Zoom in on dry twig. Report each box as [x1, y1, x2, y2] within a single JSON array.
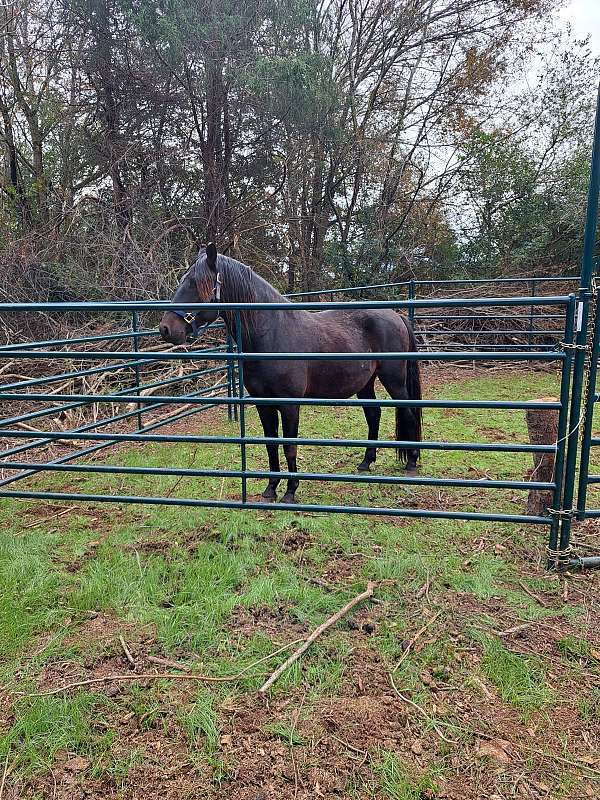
[[146, 655, 190, 671], [392, 610, 442, 672], [388, 672, 455, 744], [0, 750, 9, 800], [23, 506, 76, 529], [27, 671, 260, 697], [119, 634, 135, 667], [27, 637, 307, 697], [258, 581, 375, 693], [517, 580, 548, 608]]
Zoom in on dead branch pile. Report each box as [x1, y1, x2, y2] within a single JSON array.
[[410, 279, 573, 351], [0, 314, 228, 452]]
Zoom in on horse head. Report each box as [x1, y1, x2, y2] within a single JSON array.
[[159, 243, 221, 344]]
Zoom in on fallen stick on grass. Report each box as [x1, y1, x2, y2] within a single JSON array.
[[27, 671, 256, 696], [258, 581, 375, 694], [119, 634, 136, 667], [392, 610, 442, 672], [23, 637, 306, 697]]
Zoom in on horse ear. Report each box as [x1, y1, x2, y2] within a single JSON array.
[[206, 242, 218, 271]]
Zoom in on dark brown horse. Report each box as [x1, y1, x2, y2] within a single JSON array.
[[159, 244, 422, 503]]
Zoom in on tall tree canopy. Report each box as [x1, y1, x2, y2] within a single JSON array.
[[0, 0, 597, 300]]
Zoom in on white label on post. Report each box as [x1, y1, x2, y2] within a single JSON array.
[[576, 301, 584, 332]]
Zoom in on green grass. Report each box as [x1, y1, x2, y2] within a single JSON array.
[[375, 751, 438, 800], [578, 689, 600, 721], [480, 638, 554, 712], [265, 721, 306, 746], [0, 694, 103, 776], [557, 635, 592, 662], [179, 688, 220, 755], [1, 366, 596, 798]]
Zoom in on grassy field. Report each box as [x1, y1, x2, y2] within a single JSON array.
[[1, 366, 599, 800]]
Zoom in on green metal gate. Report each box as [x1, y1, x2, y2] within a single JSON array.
[[550, 85, 600, 570]]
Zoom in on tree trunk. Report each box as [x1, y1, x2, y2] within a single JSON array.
[[91, 0, 130, 228], [29, 118, 48, 224], [0, 106, 30, 227], [203, 53, 228, 243], [525, 398, 558, 516]]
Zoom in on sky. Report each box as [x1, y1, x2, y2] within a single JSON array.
[[559, 0, 600, 57]]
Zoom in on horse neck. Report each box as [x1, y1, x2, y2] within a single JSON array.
[[219, 257, 287, 350]]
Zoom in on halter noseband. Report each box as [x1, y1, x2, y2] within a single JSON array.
[[172, 272, 222, 339]]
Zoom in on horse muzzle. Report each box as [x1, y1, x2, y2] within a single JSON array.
[[159, 311, 188, 345]]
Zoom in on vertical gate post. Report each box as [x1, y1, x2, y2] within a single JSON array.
[[234, 310, 247, 503], [408, 280, 416, 325], [551, 85, 600, 568], [226, 331, 237, 422], [131, 310, 143, 431], [546, 294, 576, 564], [528, 279, 537, 349], [577, 280, 600, 517]]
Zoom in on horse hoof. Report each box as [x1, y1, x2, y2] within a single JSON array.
[[405, 467, 418, 477], [281, 493, 297, 504], [262, 493, 276, 503], [357, 462, 371, 472]]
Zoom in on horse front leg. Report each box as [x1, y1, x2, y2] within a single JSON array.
[[257, 405, 280, 501], [356, 377, 380, 472], [280, 404, 300, 504]]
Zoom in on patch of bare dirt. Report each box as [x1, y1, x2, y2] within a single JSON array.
[[122, 523, 216, 557], [229, 605, 311, 641], [280, 529, 312, 554]]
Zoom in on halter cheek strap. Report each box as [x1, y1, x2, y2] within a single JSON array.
[[172, 272, 222, 339]]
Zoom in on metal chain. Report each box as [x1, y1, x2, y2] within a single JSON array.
[[579, 277, 599, 445]]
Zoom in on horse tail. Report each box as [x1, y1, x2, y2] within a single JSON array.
[[396, 317, 422, 463]]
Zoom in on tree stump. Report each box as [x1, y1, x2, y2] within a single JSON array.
[[525, 397, 558, 516]]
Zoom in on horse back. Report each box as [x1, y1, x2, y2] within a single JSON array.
[[314, 308, 412, 353]]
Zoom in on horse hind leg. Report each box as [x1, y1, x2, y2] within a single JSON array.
[[257, 405, 280, 501], [280, 404, 300, 503], [377, 367, 420, 474], [356, 377, 380, 472]]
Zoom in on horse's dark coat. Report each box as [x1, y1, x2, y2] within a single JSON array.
[[159, 245, 422, 503]]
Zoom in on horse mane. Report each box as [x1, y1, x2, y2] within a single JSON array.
[[214, 254, 289, 339]]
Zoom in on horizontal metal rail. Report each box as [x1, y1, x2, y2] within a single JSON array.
[[0, 322, 225, 352], [414, 329, 560, 337], [0, 487, 551, 524], [0, 350, 565, 363], [286, 276, 576, 298], [0, 296, 571, 312], [0, 365, 228, 430], [0, 428, 555, 452], [0, 328, 155, 351], [417, 344, 557, 351], [0, 460, 554, 491], [0, 347, 227, 393], [0, 378, 229, 474], [414, 314, 565, 321], [0, 374, 227, 447], [401, 276, 575, 286], [0, 380, 229, 487], [0, 355, 155, 391], [0, 393, 562, 410]]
